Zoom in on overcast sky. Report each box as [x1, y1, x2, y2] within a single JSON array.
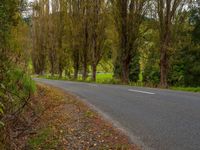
[[27, 0, 35, 3]]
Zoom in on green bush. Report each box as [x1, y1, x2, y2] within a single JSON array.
[[0, 67, 36, 125]]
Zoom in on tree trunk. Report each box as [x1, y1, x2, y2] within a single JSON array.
[[73, 49, 79, 80], [73, 61, 79, 80], [59, 65, 62, 78], [159, 22, 170, 88], [92, 64, 97, 81], [82, 7, 88, 81], [122, 61, 129, 84], [51, 64, 54, 77], [160, 44, 168, 88], [82, 61, 87, 80]]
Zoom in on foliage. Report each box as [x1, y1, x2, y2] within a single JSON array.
[[141, 19, 160, 86], [168, 4, 200, 87], [184, 46, 200, 86], [0, 1, 35, 149], [185, 3, 200, 87], [129, 53, 140, 82], [143, 51, 160, 85]]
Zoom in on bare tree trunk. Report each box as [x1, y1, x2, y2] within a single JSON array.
[[112, 0, 145, 84], [122, 61, 129, 84], [159, 7, 171, 88], [73, 59, 79, 80], [74, 69, 78, 79], [59, 65, 62, 78], [51, 63, 54, 77], [92, 64, 97, 81], [82, 60, 87, 80], [157, 0, 187, 87], [82, 5, 89, 81], [160, 44, 168, 87]]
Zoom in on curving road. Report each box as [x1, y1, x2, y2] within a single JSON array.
[[35, 78, 200, 150]]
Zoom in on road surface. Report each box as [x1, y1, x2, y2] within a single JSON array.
[[35, 78, 200, 150]]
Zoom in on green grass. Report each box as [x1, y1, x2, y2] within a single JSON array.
[[28, 127, 59, 149], [33, 74, 68, 80], [170, 87, 200, 92], [96, 73, 113, 81], [90, 73, 115, 83], [33, 73, 116, 83]]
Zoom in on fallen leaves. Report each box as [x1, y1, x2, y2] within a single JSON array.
[[13, 84, 139, 150]]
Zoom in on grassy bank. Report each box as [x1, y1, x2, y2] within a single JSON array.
[[170, 87, 200, 92]]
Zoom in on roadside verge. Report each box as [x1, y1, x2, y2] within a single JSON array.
[[12, 84, 138, 149]]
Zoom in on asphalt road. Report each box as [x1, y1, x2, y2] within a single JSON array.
[[35, 78, 200, 150]]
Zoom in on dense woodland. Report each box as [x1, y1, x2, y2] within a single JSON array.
[[0, 0, 200, 147]]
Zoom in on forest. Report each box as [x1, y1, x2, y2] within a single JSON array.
[[0, 0, 200, 148]]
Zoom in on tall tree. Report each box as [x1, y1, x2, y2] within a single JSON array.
[[111, 0, 147, 83], [32, 0, 49, 75], [81, 0, 90, 80], [68, 0, 82, 79], [157, 0, 189, 87], [90, 0, 107, 81], [57, 0, 66, 78]]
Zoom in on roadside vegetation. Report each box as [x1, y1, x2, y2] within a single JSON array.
[[170, 87, 200, 93], [0, 0, 36, 148], [30, 0, 200, 90]]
